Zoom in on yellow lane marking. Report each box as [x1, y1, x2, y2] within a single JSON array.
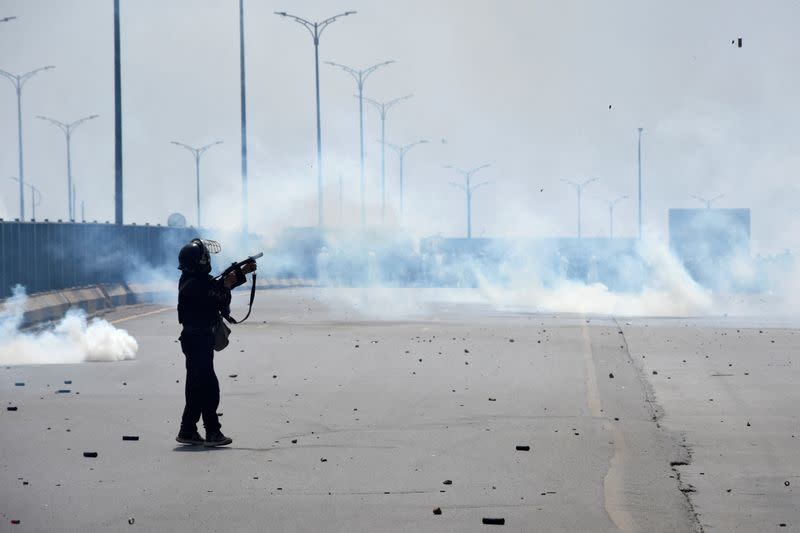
[[581, 321, 636, 533], [111, 306, 172, 325]]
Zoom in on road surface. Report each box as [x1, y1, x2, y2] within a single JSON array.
[[1, 288, 797, 532]]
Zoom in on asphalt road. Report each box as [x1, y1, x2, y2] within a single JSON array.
[[1, 288, 797, 532]]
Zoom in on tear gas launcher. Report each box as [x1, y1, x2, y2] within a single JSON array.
[[215, 252, 263, 324]]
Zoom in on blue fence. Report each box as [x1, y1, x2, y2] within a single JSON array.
[[0, 220, 197, 298]]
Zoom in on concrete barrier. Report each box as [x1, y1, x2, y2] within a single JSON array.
[[1, 279, 313, 328]]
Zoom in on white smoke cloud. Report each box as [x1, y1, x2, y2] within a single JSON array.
[[0, 286, 138, 365]]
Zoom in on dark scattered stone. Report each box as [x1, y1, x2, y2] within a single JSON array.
[[785, 481, 790, 486], [228, 374, 237, 378], [614, 417, 619, 421], [779, 524, 786, 528], [488, 398, 496, 402], [14, 382, 24, 386], [291, 439, 297, 444], [464, 349, 469, 353], [652, 371, 658, 375], [128, 517, 135, 525], [56, 389, 71, 394], [482, 518, 505, 525], [320, 457, 327, 462], [608, 373, 614, 379], [433, 507, 442, 515], [746, 422, 751, 427], [508, 339, 514, 343], [64, 380, 72, 384], [11, 519, 20, 525], [7, 406, 18, 411], [83, 452, 98, 458], [443, 480, 452, 485], [122, 436, 139, 441], [516, 445, 530, 451]]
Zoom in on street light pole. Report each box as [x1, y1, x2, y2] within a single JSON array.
[[384, 139, 428, 221], [325, 60, 394, 227], [690, 194, 724, 209], [637, 127, 643, 239], [0, 65, 55, 220], [37, 114, 99, 220], [605, 195, 628, 239], [561, 178, 599, 239], [363, 94, 413, 223], [8, 176, 41, 220], [275, 10, 356, 228], [239, 0, 249, 246], [171, 140, 223, 227], [445, 164, 491, 239]]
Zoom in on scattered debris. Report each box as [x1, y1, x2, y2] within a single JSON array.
[[7, 406, 17, 411], [128, 517, 135, 525], [56, 389, 71, 393], [785, 481, 790, 487], [64, 380, 72, 384], [433, 507, 442, 515], [443, 480, 452, 485], [122, 436, 139, 441], [516, 445, 530, 451], [228, 374, 238, 378], [488, 398, 496, 402], [320, 457, 327, 462], [83, 452, 98, 458], [14, 382, 24, 386], [482, 518, 505, 525], [608, 373, 614, 379]]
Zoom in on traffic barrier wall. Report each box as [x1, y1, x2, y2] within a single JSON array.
[[0, 220, 196, 299]]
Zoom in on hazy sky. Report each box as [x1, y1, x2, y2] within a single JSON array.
[[1, 1, 798, 252]]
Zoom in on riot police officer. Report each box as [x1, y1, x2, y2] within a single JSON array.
[[175, 238, 256, 446]]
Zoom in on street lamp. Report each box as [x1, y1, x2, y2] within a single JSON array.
[[605, 195, 628, 239], [8, 176, 41, 221], [325, 59, 394, 227], [37, 114, 99, 220], [170, 140, 223, 227], [383, 139, 428, 221], [0, 65, 55, 220], [637, 127, 643, 239], [363, 94, 413, 222], [445, 163, 491, 239], [561, 177, 599, 240], [275, 10, 356, 228], [691, 194, 724, 209]]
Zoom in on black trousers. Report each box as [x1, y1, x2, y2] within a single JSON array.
[[179, 333, 221, 433]]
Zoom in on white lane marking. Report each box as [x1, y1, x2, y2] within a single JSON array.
[[111, 306, 172, 325]]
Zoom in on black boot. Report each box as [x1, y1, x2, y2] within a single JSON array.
[[204, 430, 232, 447], [176, 429, 205, 446]]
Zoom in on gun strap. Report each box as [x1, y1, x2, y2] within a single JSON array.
[[226, 273, 257, 325]]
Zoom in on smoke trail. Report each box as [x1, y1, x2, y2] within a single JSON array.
[[0, 286, 138, 365]]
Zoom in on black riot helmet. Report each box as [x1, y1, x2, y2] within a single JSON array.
[[178, 238, 219, 274]]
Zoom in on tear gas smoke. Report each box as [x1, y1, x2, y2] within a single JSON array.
[[0, 286, 138, 365]]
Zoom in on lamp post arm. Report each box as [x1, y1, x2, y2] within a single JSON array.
[[449, 181, 467, 193], [36, 115, 69, 134], [318, 11, 356, 38], [470, 181, 490, 192], [18, 65, 55, 88]]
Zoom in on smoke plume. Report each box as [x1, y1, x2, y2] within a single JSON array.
[[0, 286, 138, 365]]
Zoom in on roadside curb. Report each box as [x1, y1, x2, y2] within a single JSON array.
[[1, 279, 314, 328]]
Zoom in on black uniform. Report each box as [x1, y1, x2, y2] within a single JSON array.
[[177, 270, 245, 435]]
